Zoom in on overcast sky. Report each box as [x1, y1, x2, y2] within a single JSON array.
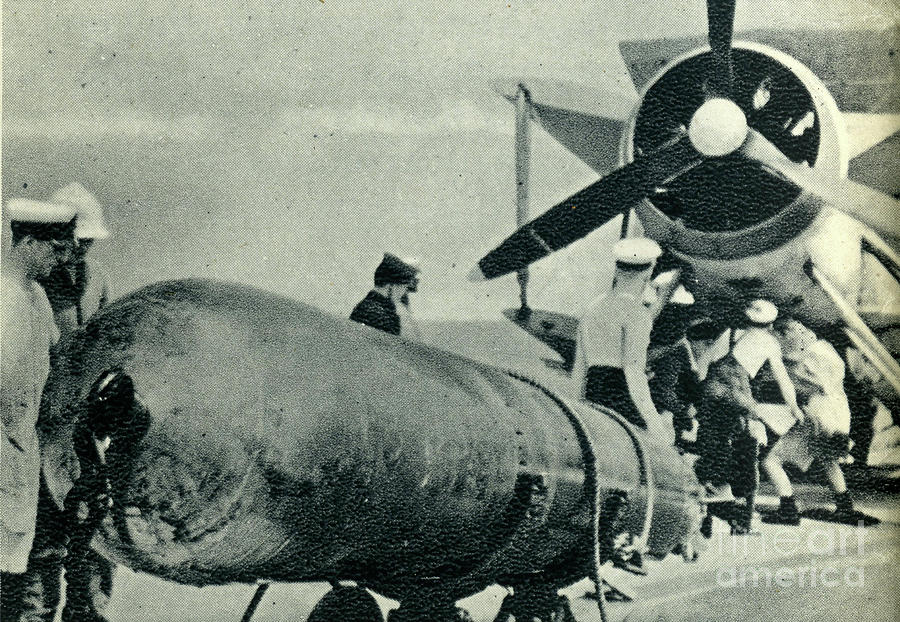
[[3, 0, 897, 320]]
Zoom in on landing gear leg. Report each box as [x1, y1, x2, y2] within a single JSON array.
[[240, 583, 270, 622], [492, 580, 576, 622]]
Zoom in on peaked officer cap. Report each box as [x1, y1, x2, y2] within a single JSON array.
[[374, 253, 420, 286], [50, 183, 110, 239]]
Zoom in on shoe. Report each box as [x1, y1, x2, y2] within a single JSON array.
[[829, 492, 881, 527], [763, 496, 801, 526], [704, 483, 735, 504], [730, 523, 762, 536], [831, 508, 880, 526], [832, 495, 880, 526]]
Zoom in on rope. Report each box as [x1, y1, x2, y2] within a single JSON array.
[[503, 371, 612, 622], [586, 401, 656, 552]]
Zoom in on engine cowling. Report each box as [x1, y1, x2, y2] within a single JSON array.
[[621, 42, 860, 326]]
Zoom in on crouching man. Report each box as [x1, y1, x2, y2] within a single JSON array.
[[762, 319, 879, 526]]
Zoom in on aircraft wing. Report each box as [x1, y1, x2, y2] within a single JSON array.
[[500, 305, 693, 374], [848, 129, 900, 196], [494, 79, 638, 175], [619, 27, 900, 113]]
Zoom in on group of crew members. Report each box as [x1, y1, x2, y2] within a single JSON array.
[[570, 237, 876, 535], [2, 185, 113, 622], [349, 237, 878, 538], [0, 192, 881, 619]]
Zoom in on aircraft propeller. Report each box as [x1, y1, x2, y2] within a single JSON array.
[[470, 133, 702, 280], [470, 0, 900, 282], [706, 0, 736, 96], [740, 129, 900, 239]]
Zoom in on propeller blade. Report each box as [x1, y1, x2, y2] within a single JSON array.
[[706, 0, 736, 95], [471, 135, 702, 280], [742, 129, 900, 237]]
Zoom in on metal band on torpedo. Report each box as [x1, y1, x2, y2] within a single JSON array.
[[578, 401, 655, 548], [503, 372, 655, 607]]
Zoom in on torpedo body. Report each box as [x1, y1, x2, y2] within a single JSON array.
[[39, 279, 701, 602]]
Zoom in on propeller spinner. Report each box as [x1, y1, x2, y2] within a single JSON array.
[[688, 98, 748, 157]]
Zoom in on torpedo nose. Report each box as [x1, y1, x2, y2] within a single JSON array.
[[688, 97, 748, 157]]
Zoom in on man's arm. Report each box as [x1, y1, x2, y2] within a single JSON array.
[[1, 293, 28, 430], [623, 322, 665, 427], [768, 340, 803, 420], [624, 364, 660, 418]]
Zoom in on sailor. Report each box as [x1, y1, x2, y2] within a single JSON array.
[[650, 317, 722, 451], [1, 199, 75, 621], [762, 319, 879, 526], [30, 185, 115, 621], [350, 253, 420, 338], [695, 299, 803, 530], [572, 237, 678, 436], [39, 183, 111, 335]]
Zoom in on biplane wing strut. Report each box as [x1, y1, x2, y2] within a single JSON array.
[[809, 263, 900, 397], [515, 84, 532, 314]]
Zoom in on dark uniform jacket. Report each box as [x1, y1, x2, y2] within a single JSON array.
[[649, 339, 701, 435], [349, 290, 401, 336]]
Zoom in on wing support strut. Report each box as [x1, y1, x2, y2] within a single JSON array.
[[809, 265, 900, 397], [240, 583, 270, 622], [861, 233, 900, 285], [515, 84, 533, 315]]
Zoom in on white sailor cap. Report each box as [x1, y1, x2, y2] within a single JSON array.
[[613, 237, 662, 269], [644, 271, 693, 305], [745, 299, 778, 325], [50, 183, 110, 239], [5, 198, 77, 224]]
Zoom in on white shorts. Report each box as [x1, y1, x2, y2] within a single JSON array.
[[769, 420, 851, 472], [805, 391, 851, 436]]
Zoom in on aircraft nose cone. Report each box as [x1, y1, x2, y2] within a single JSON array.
[[688, 98, 748, 157]]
